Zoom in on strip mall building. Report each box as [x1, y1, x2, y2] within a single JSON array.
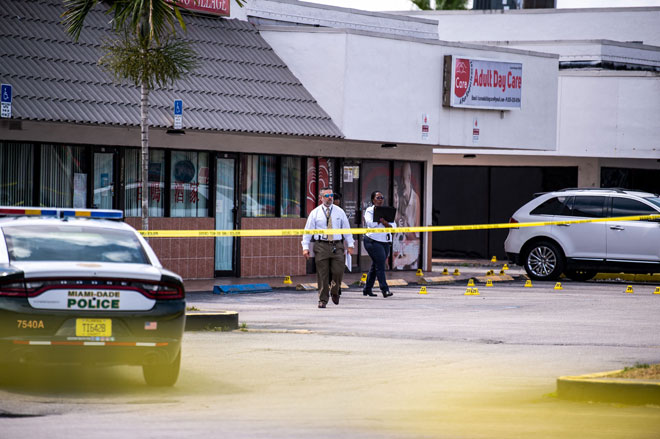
[[1, 0, 658, 279]]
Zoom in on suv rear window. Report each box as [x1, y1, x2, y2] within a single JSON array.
[[3, 224, 148, 263], [530, 196, 572, 215]]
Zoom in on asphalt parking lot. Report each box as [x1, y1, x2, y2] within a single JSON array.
[[1, 279, 659, 439]]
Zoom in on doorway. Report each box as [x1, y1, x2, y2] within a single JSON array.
[[92, 149, 118, 209], [215, 156, 237, 275]]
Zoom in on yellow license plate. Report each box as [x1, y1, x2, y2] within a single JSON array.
[[76, 318, 112, 337]]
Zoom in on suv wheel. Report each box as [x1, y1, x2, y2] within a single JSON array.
[[143, 350, 181, 387], [564, 269, 597, 282], [524, 241, 564, 281]]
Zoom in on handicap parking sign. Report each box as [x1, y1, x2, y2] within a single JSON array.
[[173, 99, 182, 129], [1, 84, 11, 118]]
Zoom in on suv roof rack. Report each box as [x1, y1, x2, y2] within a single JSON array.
[[555, 187, 629, 193], [0, 207, 123, 220], [533, 188, 658, 198]]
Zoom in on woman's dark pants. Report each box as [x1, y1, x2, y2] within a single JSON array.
[[363, 237, 390, 294]]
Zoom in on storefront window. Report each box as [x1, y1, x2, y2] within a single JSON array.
[[0, 142, 33, 206], [40, 144, 88, 208], [281, 156, 301, 218], [170, 150, 209, 217], [124, 148, 165, 217], [241, 155, 276, 217], [305, 157, 335, 215], [392, 161, 422, 270]]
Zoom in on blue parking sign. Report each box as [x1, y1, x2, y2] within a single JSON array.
[[173, 99, 183, 129], [1, 84, 12, 118]]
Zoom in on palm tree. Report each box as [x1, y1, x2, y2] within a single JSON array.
[[411, 0, 468, 9], [62, 0, 199, 231]]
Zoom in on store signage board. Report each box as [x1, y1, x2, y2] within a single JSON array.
[[443, 56, 522, 110], [177, 0, 230, 16]]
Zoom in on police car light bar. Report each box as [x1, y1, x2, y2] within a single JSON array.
[[0, 207, 123, 219]]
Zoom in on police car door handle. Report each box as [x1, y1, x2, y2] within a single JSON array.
[[609, 225, 625, 231], [558, 223, 570, 227]]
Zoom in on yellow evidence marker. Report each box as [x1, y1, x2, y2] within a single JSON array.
[[625, 285, 634, 294], [554, 282, 563, 290], [524, 279, 533, 288], [283, 276, 292, 284], [486, 279, 494, 287], [416, 269, 423, 277], [419, 286, 428, 295], [467, 279, 475, 287]]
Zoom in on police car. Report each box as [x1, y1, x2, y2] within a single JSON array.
[[0, 207, 185, 386]]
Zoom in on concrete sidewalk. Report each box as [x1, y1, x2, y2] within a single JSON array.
[[184, 258, 522, 293], [183, 256, 660, 294]]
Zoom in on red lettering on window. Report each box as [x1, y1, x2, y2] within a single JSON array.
[[189, 182, 199, 204], [150, 183, 161, 203], [174, 183, 184, 203]]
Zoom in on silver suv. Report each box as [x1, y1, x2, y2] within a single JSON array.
[[504, 188, 660, 281]]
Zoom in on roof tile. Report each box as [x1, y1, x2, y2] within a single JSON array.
[[0, 0, 342, 138]]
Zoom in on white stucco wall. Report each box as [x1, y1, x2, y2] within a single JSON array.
[[557, 71, 660, 159], [261, 28, 559, 151], [403, 8, 660, 47]]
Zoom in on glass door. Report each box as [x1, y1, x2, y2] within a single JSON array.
[[341, 160, 361, 271], [215, 157, 236, 274], [93, 151, 117, 209], [360, 161, 391, 270]]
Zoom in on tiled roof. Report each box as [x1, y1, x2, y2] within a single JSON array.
[[0, 0, 343, 138]]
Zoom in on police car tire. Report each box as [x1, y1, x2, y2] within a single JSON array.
[[143, 350, 181, 387]]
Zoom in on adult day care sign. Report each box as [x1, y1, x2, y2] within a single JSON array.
[[444, 56, 523, 110]]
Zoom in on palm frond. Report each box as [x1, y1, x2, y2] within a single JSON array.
[[110, 0, 179, 45], [61, 0, 98, 40], [99, 34, 198, 89]]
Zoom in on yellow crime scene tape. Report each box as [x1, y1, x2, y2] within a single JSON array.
[[139, 214, 660, 238]]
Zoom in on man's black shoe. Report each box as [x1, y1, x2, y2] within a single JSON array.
[[318, 301, 327, 308], [331, 293, 340, 305]]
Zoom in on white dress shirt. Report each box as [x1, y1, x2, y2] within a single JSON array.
[[301, 204, 355, 251], [364, 205, 395, 243]]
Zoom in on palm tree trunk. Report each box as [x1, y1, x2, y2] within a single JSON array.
[[141, 81, 150, 232]]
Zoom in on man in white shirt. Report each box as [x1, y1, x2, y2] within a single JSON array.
[[302, 187, 355, 308]]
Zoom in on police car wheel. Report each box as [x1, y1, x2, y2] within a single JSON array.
[[143, 350, 181, 387]]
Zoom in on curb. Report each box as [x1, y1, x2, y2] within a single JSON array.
[[593, 273, 660, 282], [557, 370, 660, 405], [185, 310, 239, 331]]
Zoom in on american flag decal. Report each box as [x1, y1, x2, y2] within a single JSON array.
[[144, 321, 157, 330]]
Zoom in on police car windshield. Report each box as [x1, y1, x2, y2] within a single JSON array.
[[3, 224, 148, 264]]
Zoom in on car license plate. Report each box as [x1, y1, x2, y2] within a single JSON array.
[[76, 318, 112, 337]]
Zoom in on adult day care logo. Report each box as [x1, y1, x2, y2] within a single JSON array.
[[451, 57, 523, 110]]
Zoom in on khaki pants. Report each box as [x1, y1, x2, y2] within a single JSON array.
[[314, 241, 345, 304]]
